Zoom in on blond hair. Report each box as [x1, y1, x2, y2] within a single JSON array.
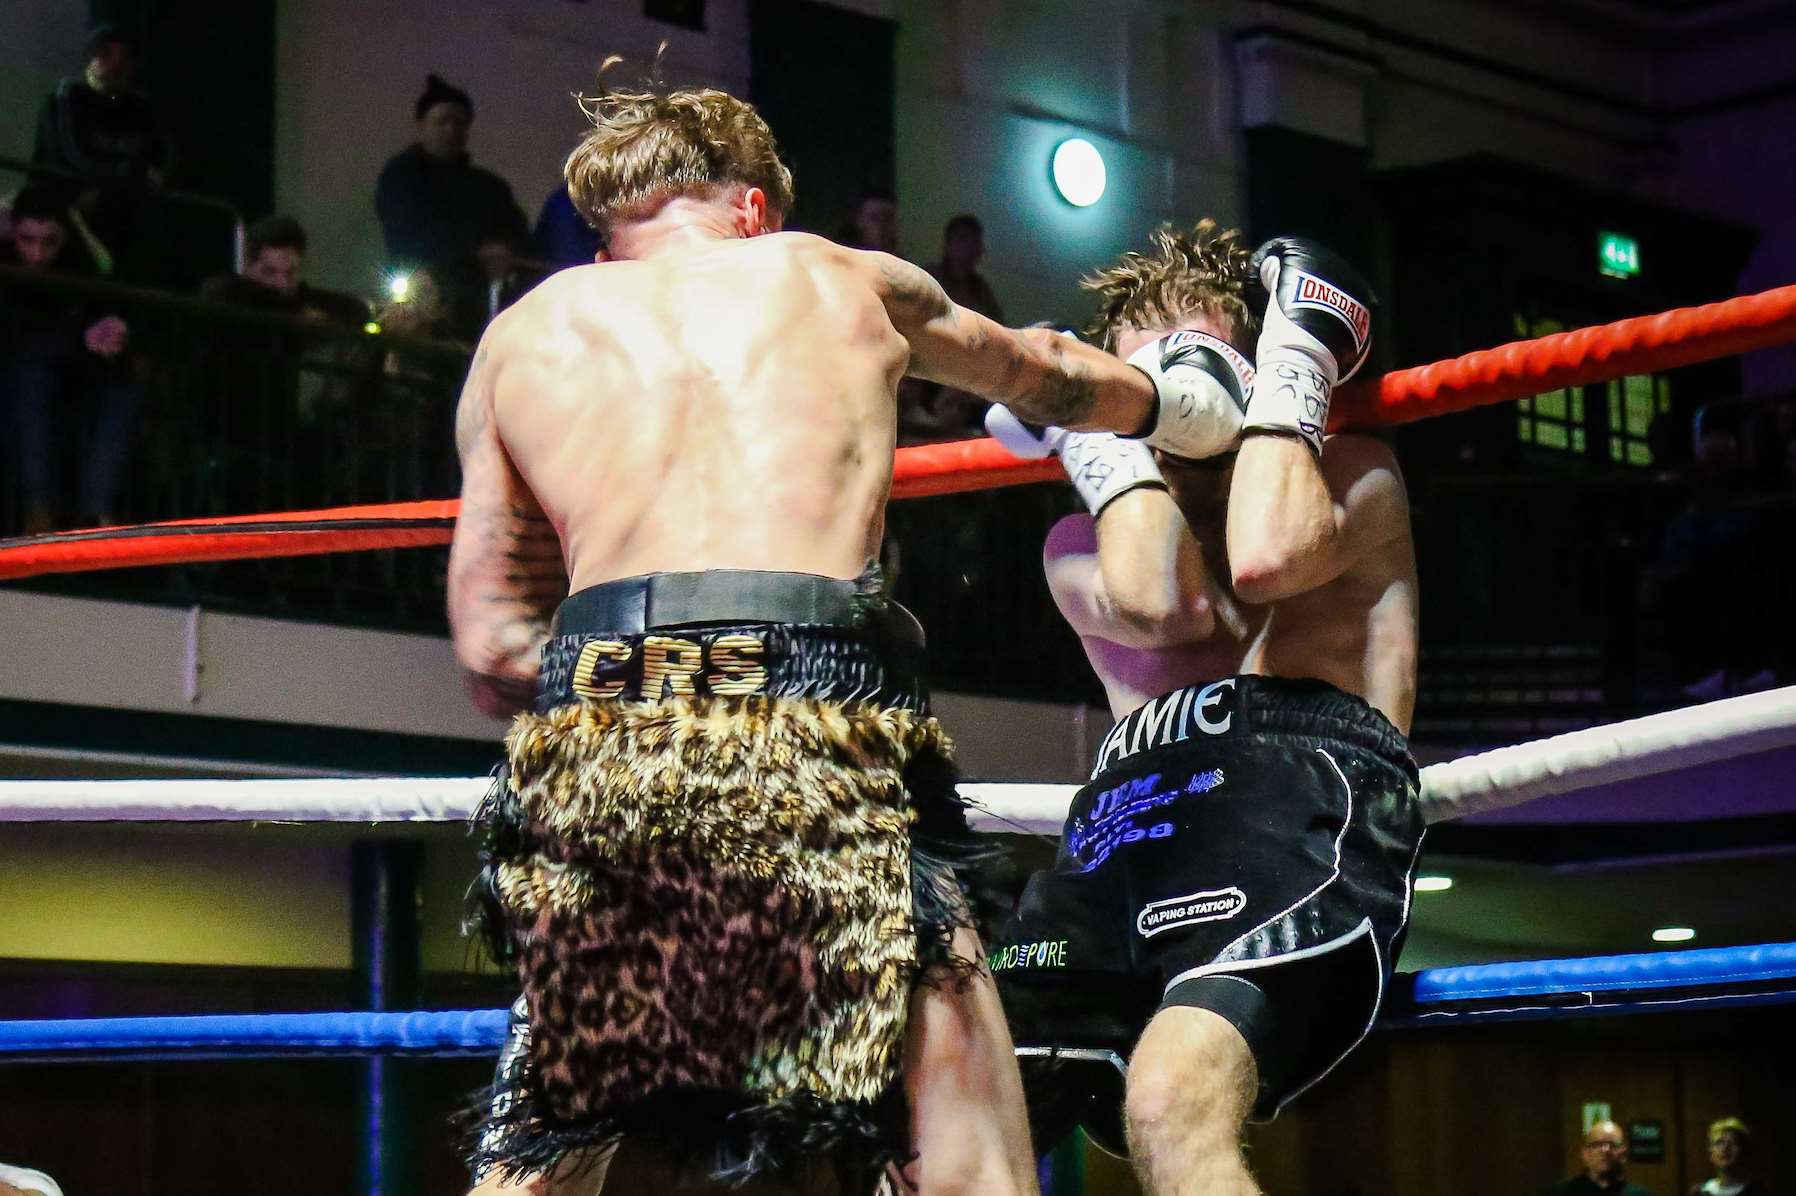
[[1081, 219, 1258, 352], [1710, 1117, 1751, 1144], [564, 62, 795, 236]]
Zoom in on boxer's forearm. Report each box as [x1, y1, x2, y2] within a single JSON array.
[[448, 333, 567, 716], [872, 252, 1154, 433], [1094, 489, 1216, 647], [1226, 431, 1344, 604], [447, 530, 563, 717], [984, 327, 1156, 434]]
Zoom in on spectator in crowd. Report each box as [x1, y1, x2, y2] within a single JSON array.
[[375, 74, 529, 338], [1690, 1118, 1770, 1196], [1640, 418, 1777, 698], [533, 183, 603, 270], [907, 212, 1005, 439], [1546, 1120, 1654, 1196], [0, 187, 140, 534], [840, 188, 899, 253], [31, 23, 171, 275], [198, 215, 366, 326], [189, 216, 371, 513], [930, 212, 1003, 321], [0, 1161, 64, 1196]]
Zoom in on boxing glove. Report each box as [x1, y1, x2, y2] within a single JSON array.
[[1126, 329, 1254, 461], [1246, 237, 1375, 455]]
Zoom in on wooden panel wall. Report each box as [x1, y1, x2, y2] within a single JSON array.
[[1079, 1009, 1795, 1196]]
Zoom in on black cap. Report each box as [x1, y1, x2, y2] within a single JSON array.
[[415, 74, 473, 121], [84, 23, 137, 58]]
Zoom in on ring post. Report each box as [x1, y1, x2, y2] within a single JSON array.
[[352, 841, 423, 1196]]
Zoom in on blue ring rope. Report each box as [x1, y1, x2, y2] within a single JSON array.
[[1411, 940, 1796, 1003], [0, 1008, 510, 1055], [3, 942, 1793, 1056]]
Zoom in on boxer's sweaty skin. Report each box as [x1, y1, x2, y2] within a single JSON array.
[[448, 213, 1157, 714], [1046, 319, 1417, 735]]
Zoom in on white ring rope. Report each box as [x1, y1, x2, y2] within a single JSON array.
[[1, 686, 1792, 829], [1414, 683, 1796, 823]]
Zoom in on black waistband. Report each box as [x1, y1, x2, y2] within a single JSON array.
[[1089, 675, 1415, 782], [553, 569, 923, 648], [539, 571, 928, 712]]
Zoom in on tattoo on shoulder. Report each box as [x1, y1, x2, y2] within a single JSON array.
[[878, 257, 950, 318], [454, 344, 496, 453]]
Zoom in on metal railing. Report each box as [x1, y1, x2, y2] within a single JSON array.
[[0, 267, 468, 624], [2, 154, 246, 275], [1412, 468, 1796, 740]]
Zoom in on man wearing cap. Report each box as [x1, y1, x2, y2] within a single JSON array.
[[375, 74, 531, 337]]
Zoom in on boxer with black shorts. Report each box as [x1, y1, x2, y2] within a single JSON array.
[[984, 222, 1422, 1196]]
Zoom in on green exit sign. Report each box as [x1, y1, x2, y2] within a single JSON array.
[[1599, 232, 1640, 279]]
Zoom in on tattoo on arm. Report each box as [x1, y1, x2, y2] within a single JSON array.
[[454, 344, 493, 458], [877, 257, 953, 322], [449, 335, 567, 702], [1005, 333, 1099, 426], [876, 251, 1103, 426]]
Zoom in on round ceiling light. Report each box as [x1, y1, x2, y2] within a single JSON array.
[[1051, 138, 1107, 208]]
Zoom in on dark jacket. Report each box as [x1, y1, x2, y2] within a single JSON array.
[[0, 243, 109, 362], [33, 77, 170, 183], [1546, 1176, 1654, 1196], [374, 144, 528, 287], [197, 274, 369, 329]]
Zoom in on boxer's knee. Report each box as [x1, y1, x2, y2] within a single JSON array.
[[1125, 1006, 1255, 1150]]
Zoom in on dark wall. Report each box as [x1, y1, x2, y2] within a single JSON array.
[[1378, 155, 1758, 479], [748, 0, 895, 239], [85, 0, 278, 286], [1244, 126, 1376, 270], [1239, 1009, 1796, 1196]]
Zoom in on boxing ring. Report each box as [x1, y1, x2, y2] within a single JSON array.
[[2, 285, 1795, 1176]]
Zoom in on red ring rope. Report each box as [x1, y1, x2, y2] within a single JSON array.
[[2, 284, 1793, 581]]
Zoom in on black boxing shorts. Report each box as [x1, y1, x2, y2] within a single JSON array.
[[466, 568, 985, 1189], [990, 675, 1423, 1154]]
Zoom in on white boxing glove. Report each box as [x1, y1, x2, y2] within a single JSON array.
[[985, 405, 1165, 516], [1125, 329, 1253, 461]]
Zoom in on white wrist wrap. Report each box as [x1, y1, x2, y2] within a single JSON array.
[[1247, 273, 1339, 455], [1059, 431, 1165, 515]]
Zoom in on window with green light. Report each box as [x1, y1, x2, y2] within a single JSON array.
[[1606, 373, 1671, 466], [1512, 314, 1668, 466], [1512, 315, 1586, 457]]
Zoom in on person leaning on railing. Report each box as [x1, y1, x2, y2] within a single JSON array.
[[0, 187, 141, 534], [188, 215, 373, 514], [197, 215, 367, 328]]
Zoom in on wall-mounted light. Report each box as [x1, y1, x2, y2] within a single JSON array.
[[1651, 927, 1695, 943], [387, 274, 412, 303], [1051, 138, 1106, 208], [1414, 875, 1454, 893]]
